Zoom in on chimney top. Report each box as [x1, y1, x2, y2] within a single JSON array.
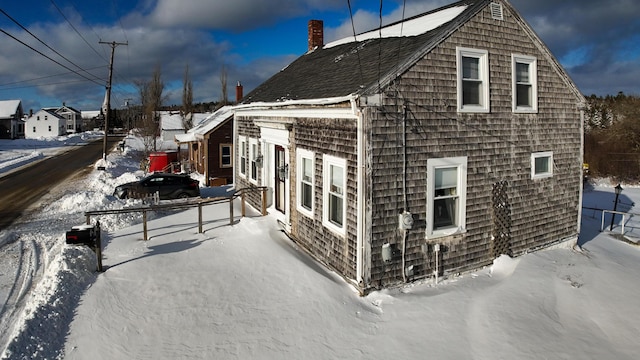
[[236, 81, 243, 103], [308, 19, 324, 52]]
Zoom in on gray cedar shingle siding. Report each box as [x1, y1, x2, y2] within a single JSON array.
[[366, 2, 582, 286], [236, 0, 583, 291], [235, 117, 263, 207], [292, 117, 359, 279]]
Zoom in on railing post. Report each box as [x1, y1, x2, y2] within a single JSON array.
[[95, 221, 103, 272], [86, 214, 91, 225], [143, 210, 148, 241], [241, 192, 246, 217], [229, 197, 234, 225], [198, 202, 203, 233], [261, 187, 267, 216]]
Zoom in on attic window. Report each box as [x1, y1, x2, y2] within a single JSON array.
[[490, 3, 503, 20]]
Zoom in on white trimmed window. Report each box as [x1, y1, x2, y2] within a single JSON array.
[[249, 138, 259, 184], [426, 157, 468, 238], [457, 47, 489, 112], [220, 144, 232, 168], [322, 155, 347, 236], [296, 149, 315, 218], [238, 136, 247, 178], [512, 54, 538, 112], [531, 152, 553, 179]]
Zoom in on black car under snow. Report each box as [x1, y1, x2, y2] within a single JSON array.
[[114, 173, 200, 200]]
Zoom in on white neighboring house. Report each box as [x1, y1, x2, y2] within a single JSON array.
[[158, 111, 210, 142], [43, 103, 82, 133], [158, 111, 184, 142], [0, 99, 25, 139], [25, 109, 66, 139]]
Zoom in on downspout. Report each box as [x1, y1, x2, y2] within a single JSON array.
[[232, 113, 238, 190], [577, 104, 585, 237], [204, 134, 209, 185], [401, 105, 408, 283], [352, 96, 365, 288]]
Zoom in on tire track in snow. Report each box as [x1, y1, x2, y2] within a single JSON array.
[[0, 238, 41, 354]]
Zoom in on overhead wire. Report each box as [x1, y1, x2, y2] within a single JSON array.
[[49, 0, 107, 63], [0, 28, 105, 86], [377, 0, 383, 91], [66, 0, 109, 60], [55, 0, 133, 108], [0, 79, 99, 91], [110, 0, 134, 107], [0, 65, 107, 88], [346, 0, 365, 87], [0, 9, 104, 83]]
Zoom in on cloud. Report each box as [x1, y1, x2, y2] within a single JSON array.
[[1, 20, 235, 109], [510, 0, 640, 95], [2, 0, 639, 112], [138, 0, 344, 31]]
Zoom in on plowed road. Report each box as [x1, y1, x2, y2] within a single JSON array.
[[0, 136, 123, 230]]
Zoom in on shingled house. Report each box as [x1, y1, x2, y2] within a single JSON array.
[[175, 106, 235, 186], [234, 0, 585, 293]]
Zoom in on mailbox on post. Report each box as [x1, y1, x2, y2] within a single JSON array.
[[66, 224, 97, 246], [65, 222, 103, 272]]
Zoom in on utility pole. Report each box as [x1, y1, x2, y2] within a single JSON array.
[[99, 40, 128, 162]]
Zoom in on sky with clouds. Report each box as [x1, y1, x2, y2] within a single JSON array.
[[0, 0, 639, 112]]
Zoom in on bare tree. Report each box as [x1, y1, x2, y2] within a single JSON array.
[[135, 65, 165, 155], [220, 64, 228, 106], [181, 64, 194, 132]]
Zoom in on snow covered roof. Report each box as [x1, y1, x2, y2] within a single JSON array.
[[242, 0, 482, 103], [158, 111, 187, 131], [81, 110, 101, 119], [28, 108, 66, 120], [0, 100, 22, 118], [43, 105, 81, 114], [325, 5, 468, 48], [174, 106, 235, 143]]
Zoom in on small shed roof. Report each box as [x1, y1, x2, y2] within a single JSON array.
[[175, 106, 235, 143]]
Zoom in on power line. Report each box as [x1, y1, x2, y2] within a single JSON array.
[[377, 0, 383, 90], [0, 65, 106, 88], [347, 0, 365, 87], [0, 9, 104, 83], [396, 0, 407, 65], [0, 79, 100, 91], [49, 0, 107, 63], [0, 27, 104, 86]]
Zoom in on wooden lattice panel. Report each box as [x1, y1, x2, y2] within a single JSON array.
[[492, 180, 512, 257]]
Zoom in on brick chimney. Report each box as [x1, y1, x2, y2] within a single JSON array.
[[236, 81, 243, 103], [308, 19, 324, 51]]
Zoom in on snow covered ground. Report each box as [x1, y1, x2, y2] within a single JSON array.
[[1, 134, 639, 359], [0, 133, 104, 177]]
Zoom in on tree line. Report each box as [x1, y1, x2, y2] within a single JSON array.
[[584, 92, 640, 181]]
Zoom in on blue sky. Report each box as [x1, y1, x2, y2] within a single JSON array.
[[1, 0, 639, 112]]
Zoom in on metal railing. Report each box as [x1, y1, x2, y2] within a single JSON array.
[[600, 210, 630, 234]]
